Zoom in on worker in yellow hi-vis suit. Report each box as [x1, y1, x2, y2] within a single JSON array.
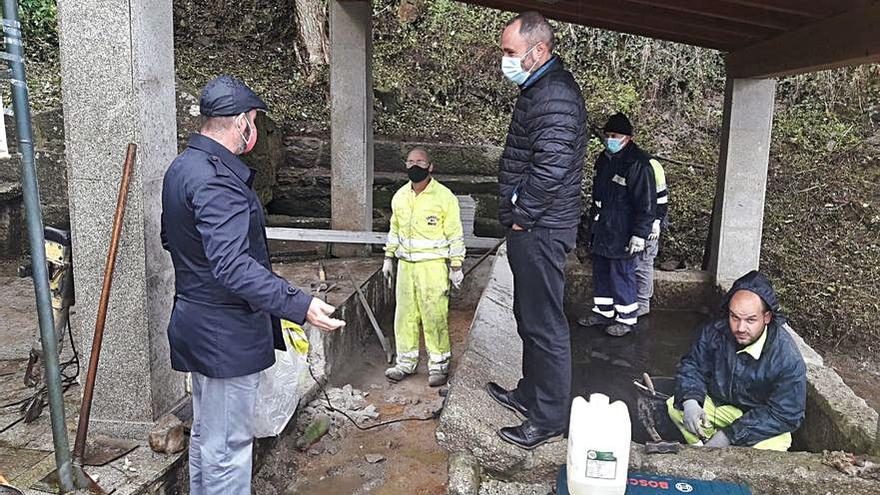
[[383, 147, 466, 387]]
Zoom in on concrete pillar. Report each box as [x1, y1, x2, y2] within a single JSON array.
[[330, 0, 374, 256], [57, 0, 183, 436], [708, 78, 777, 286]]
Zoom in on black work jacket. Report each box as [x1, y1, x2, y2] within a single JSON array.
[[583, 142, 655, 259], [673, 271, 807, 446]]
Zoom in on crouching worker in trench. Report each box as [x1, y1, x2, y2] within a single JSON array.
[[382, 147, 466, 387], [667, 270, 806, 451]]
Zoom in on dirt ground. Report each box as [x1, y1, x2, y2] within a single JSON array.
[[261, 305, 476, 495]]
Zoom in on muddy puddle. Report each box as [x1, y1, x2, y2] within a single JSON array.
[[569, 307, 709, 443], [254, 306, 476, 495]]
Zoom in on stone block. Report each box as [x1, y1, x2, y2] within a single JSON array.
[[373, 140, 402, 171], [0, 180, 22, 257], [448, 448, 482, 495], [797, 363, 878, 454], [148, 413, 187, 454], [59, 0, 183, 434], [565, 261, 717, 313], [283, 136, 324, 169]]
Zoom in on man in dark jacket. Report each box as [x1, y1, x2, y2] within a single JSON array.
[[484, 11, 587, 450], [666, 271, 807, 451], [577, 113, 655, 337], [161, 75, 345, 494]]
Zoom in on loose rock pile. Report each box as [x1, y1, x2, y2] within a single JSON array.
[[299, 384, 380, 433]]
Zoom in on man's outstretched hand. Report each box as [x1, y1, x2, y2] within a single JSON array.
[[306, 297, 346, 332]]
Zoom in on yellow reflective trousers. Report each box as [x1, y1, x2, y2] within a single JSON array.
[[384, 179, 463, 374], [394, 259, 451, 374]]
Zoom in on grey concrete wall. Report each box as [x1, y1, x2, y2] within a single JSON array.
[[271, 136, 505, 238], [329, 0, 374, 256], [708, 78, 777, 285], [57, 0, 184, 435]]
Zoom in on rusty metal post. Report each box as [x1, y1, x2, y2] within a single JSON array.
[[72, 144, 137, 462]]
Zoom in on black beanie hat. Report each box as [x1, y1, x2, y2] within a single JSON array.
[[603, 112, 633, 136]]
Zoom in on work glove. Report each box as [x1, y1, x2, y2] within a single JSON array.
[[648, 219, 661, 241], [626, 236, 646, 255], [382, 258, 394, 289], [704, 430, 731, 448], [449, 268, 464, 290], [306, 297, 346, 332], [682, 399, 707, 438]]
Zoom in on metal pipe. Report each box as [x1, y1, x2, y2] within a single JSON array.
[[72, 144, 136, 462], [1, 2, 75, 491]]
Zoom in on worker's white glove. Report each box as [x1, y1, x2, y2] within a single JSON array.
[[449, 268, 464, 290], [683, 399, 707, 438], [704, 430, 731, 448], [626, 236, 646, 255], [382, 258, 394, 289], [648, 219, 661, 241], [306, 297, 346, 332]]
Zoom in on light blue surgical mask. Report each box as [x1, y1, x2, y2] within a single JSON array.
[[606, 137, 626, 154], [501, 44, 538, 85]]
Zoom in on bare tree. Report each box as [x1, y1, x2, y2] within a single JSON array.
[[295, 0, 329, 68]]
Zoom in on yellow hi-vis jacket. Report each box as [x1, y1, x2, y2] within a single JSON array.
[[384, 178, 466, 268]]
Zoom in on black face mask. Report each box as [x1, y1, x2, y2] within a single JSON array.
[[408, 166, 430, 183]]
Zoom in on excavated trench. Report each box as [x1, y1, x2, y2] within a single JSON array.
[[437, 248, 880, 495]]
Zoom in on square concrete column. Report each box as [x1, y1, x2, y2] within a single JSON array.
[[57, 0, 184, 436], [330, 0, 374, 256], [708, 78, 777, 286]]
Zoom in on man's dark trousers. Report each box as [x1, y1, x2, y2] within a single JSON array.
[[507, 226, 577, 431]]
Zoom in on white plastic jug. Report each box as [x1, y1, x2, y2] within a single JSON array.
[[566, 393, 631, 495]]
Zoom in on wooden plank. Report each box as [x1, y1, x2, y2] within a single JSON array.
[[617, 0, 808, 31], [719, 0, 865, 19], [465, 0, 748, 50], [265, 228, 504, 250], [725, 2, 880, 78]]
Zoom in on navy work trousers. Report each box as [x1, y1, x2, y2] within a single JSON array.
[[591, 254, 639, 325], [507, 226, 577, 431]]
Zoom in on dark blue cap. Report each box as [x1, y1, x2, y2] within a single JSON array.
[[199, 75, 268, 117]]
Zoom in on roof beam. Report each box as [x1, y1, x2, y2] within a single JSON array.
[[535, 0, 778, 40], [621, 0, 807, 31], [466, 0, 747, 50], [719, 0, 868, 19], [726, 1, 880, 78]]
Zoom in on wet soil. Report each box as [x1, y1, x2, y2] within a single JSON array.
[[569, 308, 707, 443], [267, 307, 475, 495], [822, 352, 880, 413]]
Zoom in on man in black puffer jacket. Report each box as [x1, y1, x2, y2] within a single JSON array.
[[484, 11, 587, 450]]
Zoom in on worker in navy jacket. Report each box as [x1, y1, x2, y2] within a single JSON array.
[[667, 271, 806, 450], [577, 113, 656, 337], [161, 75, 344, 494]]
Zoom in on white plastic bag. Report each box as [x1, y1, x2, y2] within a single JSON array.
[[253, 321, 309, 438]]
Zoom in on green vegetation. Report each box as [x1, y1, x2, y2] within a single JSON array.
[[12, 0, 880, 357]]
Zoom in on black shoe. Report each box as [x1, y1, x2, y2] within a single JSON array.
[[498, 420, 564, 450], [605, 323, 634, 337], [485, 382, 529, 417], [578, 313, 615, 327]]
